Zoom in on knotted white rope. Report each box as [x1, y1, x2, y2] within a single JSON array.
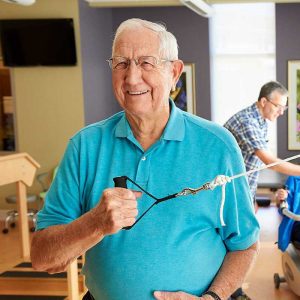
[[208, 154, 300, 226], [208, 175, 231, 226]]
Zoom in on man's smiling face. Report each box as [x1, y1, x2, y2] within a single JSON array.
[[111, 27, 176, 119]]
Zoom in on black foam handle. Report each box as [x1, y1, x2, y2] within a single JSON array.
[[113, 176, 131, 230], [113, 176, 128, 188]]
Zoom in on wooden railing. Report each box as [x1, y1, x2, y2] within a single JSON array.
[[0, 152, 40, 260]]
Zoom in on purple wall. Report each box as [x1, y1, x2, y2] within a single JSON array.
[[79, 3, 298, 159], [79, 1, 119, 125], [78, 4, 211, 123], [276, 3, 300, 158], [112, 6, 211, 119]]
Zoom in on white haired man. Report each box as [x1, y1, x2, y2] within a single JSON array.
[[31, 19, 259, 300]]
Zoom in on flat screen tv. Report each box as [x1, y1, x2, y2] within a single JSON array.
[[0, 18, 77, 67]]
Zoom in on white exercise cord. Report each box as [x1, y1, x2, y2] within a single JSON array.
[[202, 154, 300, 226]]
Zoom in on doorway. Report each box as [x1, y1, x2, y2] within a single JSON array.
[[0, 59, 15, 152]]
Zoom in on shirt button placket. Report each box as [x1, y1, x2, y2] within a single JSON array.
[[136, 154, 149, 184]]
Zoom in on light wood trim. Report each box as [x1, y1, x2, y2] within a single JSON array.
[[81, 255, 88, 295], [0, 277, 85, 296], [16, 181, 30, 260], [0, 153, 40, 186], [67, 260, 80, 300], [8, 267, 82, 272], [0, 152, 40, 168]]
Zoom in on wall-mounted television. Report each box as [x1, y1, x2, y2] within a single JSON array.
[[0, 18, 77, 67]]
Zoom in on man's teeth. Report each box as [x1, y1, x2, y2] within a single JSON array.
[[128, 90, 148, 95]]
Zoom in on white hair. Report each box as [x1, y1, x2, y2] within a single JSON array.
[[112, 18, 179, 60]]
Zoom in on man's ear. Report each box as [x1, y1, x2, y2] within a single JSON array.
[[171, 60, 184, 90], [260, 97, 268, 107]]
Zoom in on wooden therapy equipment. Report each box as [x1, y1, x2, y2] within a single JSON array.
[[0, 152, 40, 260], [0, 153, 85, 299]]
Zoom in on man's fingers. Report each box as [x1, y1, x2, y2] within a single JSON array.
[[154, 291, 180, 300], [102, 188, 141, 208], [112, 187, 142, 199], [116, 190, 142, 209], [154, 291, 169, 300], [96, 188, 142, 234], [132, 190, 142, 198], [154, 291, 199, 300], [122, 217, 136, 227], [122, 208, 138, 218]]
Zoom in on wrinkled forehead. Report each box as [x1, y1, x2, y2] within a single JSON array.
[[113, 28, 161, 57]]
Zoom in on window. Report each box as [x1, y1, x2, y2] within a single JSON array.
[[210, 3, 277, 154]]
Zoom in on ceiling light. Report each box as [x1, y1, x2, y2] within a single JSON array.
[[180, 0, 214, 18], [1, 0, 36, 5]]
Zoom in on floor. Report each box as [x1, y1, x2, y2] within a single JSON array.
[[244, 205, 299, 300], [0, 205, 299, 299]]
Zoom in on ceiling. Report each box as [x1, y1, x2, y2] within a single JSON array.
[[86, 0, 300, 8]]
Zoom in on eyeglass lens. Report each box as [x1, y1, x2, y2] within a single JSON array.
[[109, 56, 158, 70]]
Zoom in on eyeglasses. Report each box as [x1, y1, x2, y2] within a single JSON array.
[[106, 56, 173, 71], [266, 98, 288, 112]]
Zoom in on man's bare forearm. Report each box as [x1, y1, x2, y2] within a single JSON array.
[[31, 188, 140, 273], [206, 241, 260, 300], [31, 208, 104, 273], [255, 149, 300, 176]]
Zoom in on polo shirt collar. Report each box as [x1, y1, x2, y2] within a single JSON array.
[[115, 113, 129, 138], [115, 99, 185, 141], [162, 99, 185, 141]]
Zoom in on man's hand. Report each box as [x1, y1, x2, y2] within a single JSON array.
[[92, 187, 141, 235], [153, 291, 201, 300], [276, 188, 288, 201]]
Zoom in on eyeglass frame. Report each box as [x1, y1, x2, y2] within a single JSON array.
[[106, 55, 174, 71], [266, 97, 288, 112]]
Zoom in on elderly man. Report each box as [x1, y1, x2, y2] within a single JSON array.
[[31, 19, 259, 300]]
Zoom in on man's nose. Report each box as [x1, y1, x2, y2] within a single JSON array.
[[125, 60, 142, 84]]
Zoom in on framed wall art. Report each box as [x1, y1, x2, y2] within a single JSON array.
[[288, 60, 300, 150], [170, 63, 196, 114]]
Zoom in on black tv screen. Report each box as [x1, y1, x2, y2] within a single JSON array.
[[0, 18, 77, 67]]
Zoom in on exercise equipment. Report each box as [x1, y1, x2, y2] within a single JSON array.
[[274, 200, 300, 296]]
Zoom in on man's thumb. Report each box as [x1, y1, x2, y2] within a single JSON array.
[[154, 291, 166, 299]]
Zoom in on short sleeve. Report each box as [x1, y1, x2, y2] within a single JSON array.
[[36, 140, 82, 230], [217, 146, 260, 251]]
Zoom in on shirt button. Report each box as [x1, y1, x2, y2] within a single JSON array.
[[141, 156, 146, 161]]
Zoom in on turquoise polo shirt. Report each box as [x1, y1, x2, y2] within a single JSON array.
[[37, 100, 259, 300]]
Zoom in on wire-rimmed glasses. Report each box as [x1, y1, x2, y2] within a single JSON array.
[[266, 98, 288, 112], [106, 56, 173, 71]]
